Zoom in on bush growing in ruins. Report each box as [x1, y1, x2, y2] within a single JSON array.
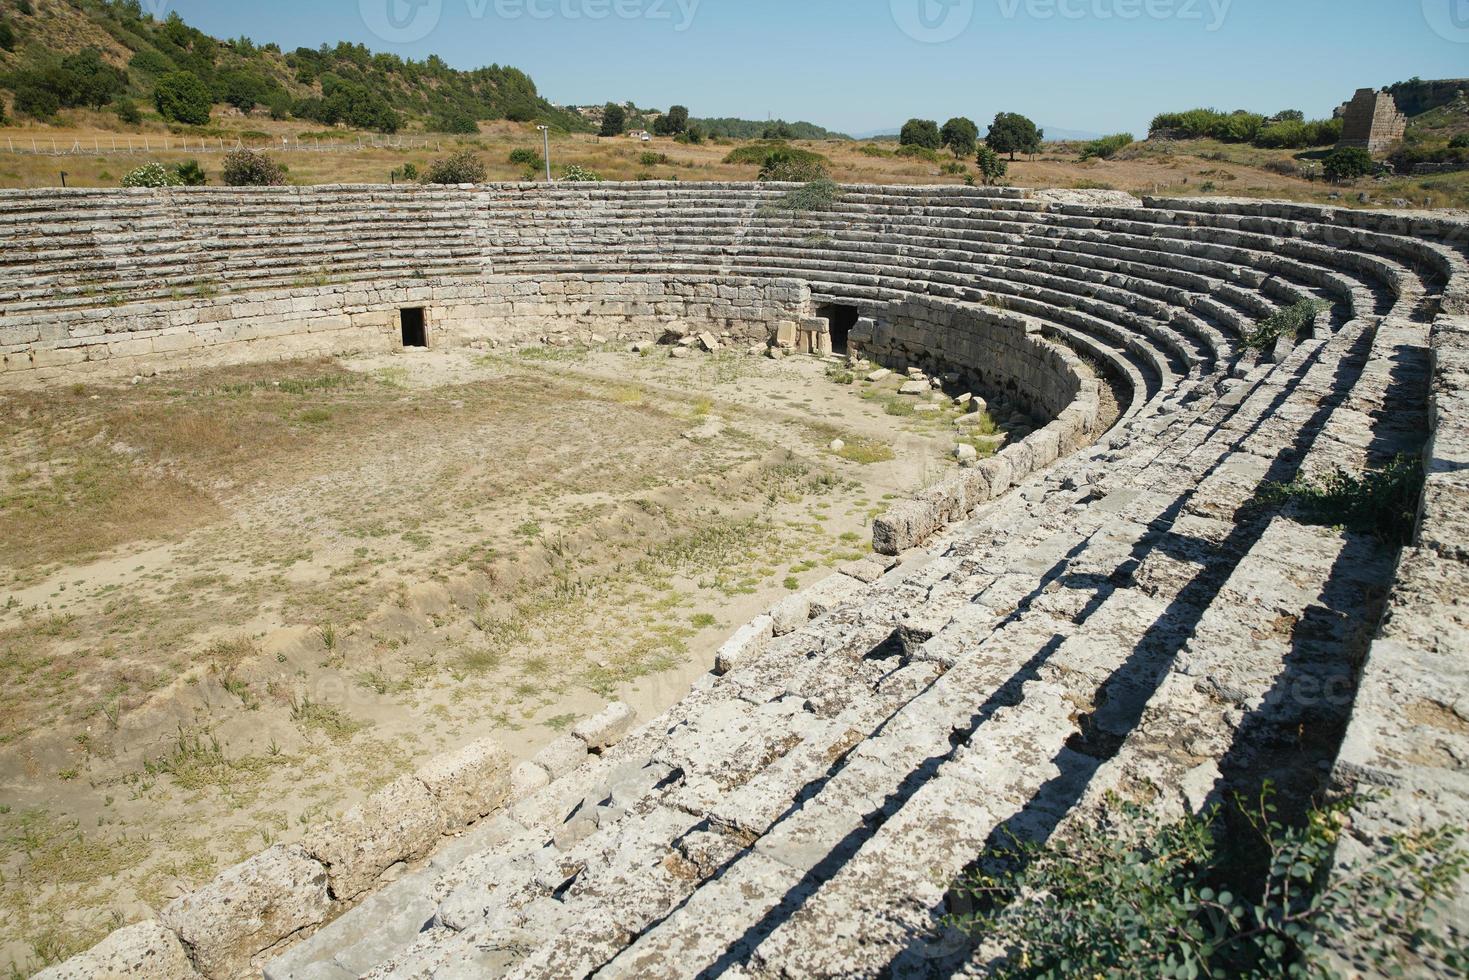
[[1260, 455, 1425, 546], [1079, 133, 1135, 160], [1323, 147, 1375, 183], [153, 70, 212, 125], [121, 162, 183, 188], [976, 145, 1008, 186], [221, 149, 286, 186], [1242, 299, 1327, 351], [422, 149, 487, 184], [174, 159, 207, 186], [950, 790, 1468, 978]]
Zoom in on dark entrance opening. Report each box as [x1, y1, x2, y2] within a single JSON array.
[[400, 308, 427, 348], [818, 303, 859, 355]]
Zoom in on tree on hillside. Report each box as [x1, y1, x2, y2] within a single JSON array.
[[941, 117, 979, 159], [600, 103, 626, 137], [653, 104, 690, 136], [900, 118, 942, 150], [154, 70, 213, 125], [986, 111, 1043, 160]]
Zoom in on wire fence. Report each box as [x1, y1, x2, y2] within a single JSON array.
[[1, 135, 442, 158]]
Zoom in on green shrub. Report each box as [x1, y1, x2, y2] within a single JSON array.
[[951, 790, 1467, 978], [121, 163, 183, 188], [723, 141, 829, 169], [859, 143, 893, 158], [422, 149, 487, 184], [429, 110, 479, 134], [1322, 146, 1375, 183], [174, 159, 207, 186], [508, 147, 543, 169], [1079, 133, 1135, 160], [113, 98, 142, 125], [221, 149, 286, 186], [761, 178, 842, 216], [560, 164, 602, 182], [154, 70, 213, 126], [976, 145, 1008, 186], [0, 21, 14, 52], [128, 50, 173, 77], [758, 148, 829, 182], [674, 126, 705, 145], [1452, 134, 1469, 150], [639, 151, 668, 166], [1242, 299, 1327, 351], [1260, 454, 1424, 545], [941, 161, 968, 175], [895, 144, 940, 162]]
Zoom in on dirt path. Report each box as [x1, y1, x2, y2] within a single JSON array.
[[0, 345, 1010, 975]]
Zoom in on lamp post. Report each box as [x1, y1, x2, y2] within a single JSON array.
[[537, 125, 551, 182]]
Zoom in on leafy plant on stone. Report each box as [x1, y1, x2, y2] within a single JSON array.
[[1258, 454, 1424, 545], [950, 789, 1467, 979], [1242, 299, 1328, 351], [761, 177, 842, 221]]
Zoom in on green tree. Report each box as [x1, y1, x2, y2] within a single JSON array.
[[600, 103, 626, 137], [114, 98, 142, 125], [0, 21, 15, 52], [900, 118, 942, 150], [174, 159, 208, 186], [422, 148, 487, 184], [987, 111, 1043, 160], [941, 117, 978, 159], [1323, 146, 1375, 183], [975, 145, 1008, 185], [654, 104, 689, 136], [154, 70, 212, 125]]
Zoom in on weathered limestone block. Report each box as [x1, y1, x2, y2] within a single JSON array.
[[770, 594, 813, 636], [572, 702, 636, 751], [511, 760, 552, 797], [33, 921, 199, 980], [414, 737, 512, 829], [534, 734, 590, 780], [714, 615, 775, 675], [160, 845, 331, 979], [873, 499, 943, 557], [304, 776, 448, 901]]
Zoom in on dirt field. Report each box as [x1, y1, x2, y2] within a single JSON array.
[[0, 342, 1036, 975], [2, 113, 1464, 210]]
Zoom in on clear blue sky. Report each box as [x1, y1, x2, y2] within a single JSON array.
[[165, 0, 1467, 136]]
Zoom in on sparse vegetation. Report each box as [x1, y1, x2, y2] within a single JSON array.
[[1241, 299, 1327, 351], [951, 790, 1467, 978], [1260, 455, 1425, 545]]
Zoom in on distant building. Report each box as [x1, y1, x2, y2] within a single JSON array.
[[1336, 89, 1408, 153]]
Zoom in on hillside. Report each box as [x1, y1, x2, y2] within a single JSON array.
[[0, 0, 592, 133]]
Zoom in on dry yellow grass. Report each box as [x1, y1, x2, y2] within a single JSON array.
[[3, 113, 1465, 209]]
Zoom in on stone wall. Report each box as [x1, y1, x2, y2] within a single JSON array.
[[0, 273, 808, 386], [1337, 88, 1409, 153]]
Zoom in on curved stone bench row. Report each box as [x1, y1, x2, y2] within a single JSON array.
[[19, 186, 1466, 978]]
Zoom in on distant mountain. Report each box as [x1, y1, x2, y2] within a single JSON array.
[[1041, 125, 1103, 142], [0, 0, 592, 134], [851, 128, 899, 141]]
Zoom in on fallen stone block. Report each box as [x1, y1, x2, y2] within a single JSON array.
[[714, 615, 775, 675], [33, 920, 199, 980], [511, 760, 552, 797], [304, 775, 448, 902], [770, 594, 812, 636], [572, 702, 636, 751], [803, 573, 866, 618], [161, 845, 331, 979], [872, 499, 942, 556], [415, 737, 512, 828]]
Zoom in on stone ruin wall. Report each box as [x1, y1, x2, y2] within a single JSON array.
[[9, 183, 1468, 979], [1337, 87, 1409, 154]]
